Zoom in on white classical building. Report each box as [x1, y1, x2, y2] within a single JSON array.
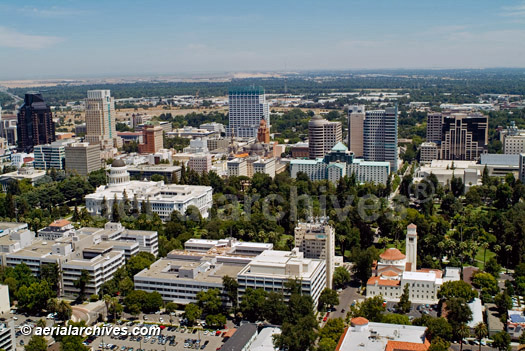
[[85, 159, 213, 220], [290, 143, 390, 184], [366, 224, 460, 304]]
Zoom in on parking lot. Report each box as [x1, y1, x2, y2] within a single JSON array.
[[86, 324, 225, 351]]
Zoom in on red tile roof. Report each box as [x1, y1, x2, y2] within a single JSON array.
[[367, 276, 401, 287], [380, 248, 406, 261], [385, 339, 430, 351], [381, 270, 400, 277], [350, 317, 369, 326], [407, 223, 417, 229], [49, 219, 71, 227]]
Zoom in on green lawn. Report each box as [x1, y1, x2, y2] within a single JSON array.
[[474, 247, 496, 269]]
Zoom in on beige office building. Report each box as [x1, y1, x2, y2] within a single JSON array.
[[65, 142, 102, 176], [294, 222, 335, 288], [308, 115, 342, 159], [347, 105, 365, 157], [85, 90, 120, 149]]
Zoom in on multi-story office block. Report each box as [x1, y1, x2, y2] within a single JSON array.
[[65, 142, 102, 176], [227, 158, 248, 177], [33, 140, 73, 170], [419, 142, 439, 163], [426, 112, 443, 144], [441, 113, 488, 160], [228, 87, 269, 139], [237, 249, 327, 307], [294, 222, 335, 288], [504, 135, 525, 154], [17, 93, 55, 152], [188, 154, 212, 174], [308, 115, 342, 159], [347, 105, 365, 157], [363, 107, 398, 172], [138, 124, 163, 154], [85, 90, 119, 149], [253, 158, 276, 178]]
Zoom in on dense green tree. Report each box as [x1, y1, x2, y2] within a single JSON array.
[[445, 298, 472, 332], [184, 303, 202, 326], [413, 315, 453, 341], [196, 288, 222, 316], [438, 280, 477, 301], [348, 295, 385, 322], [428, 337, 450, 351], [474, 322, 488, 351], [17, 281, 53, 314], [396, 283, 411, 313], [222, 275, 239, 308], [73, 270, 90, 301], [240, 288, 268, 322], [25, 336, 47, 351], [381, 313, 410, 325], [318, 288, 339, 312], [492, 331, 511, 351], [332, 267, 351, 289], [126, 252, 156, 276]]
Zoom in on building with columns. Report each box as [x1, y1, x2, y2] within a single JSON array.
[[85, 159, 213, 220]]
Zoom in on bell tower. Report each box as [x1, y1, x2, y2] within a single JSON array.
[[406, 223, 417, 271]]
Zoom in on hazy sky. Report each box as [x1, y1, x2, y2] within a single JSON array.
[[1, 0, 525, 79]]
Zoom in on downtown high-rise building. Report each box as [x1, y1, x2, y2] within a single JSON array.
[[441, 113, 488, 160], [347, 105, 365, 157], [17, 93, 55, 153], [85, 90, 119, 149], [426, 112, 443, 145], [228, 87, 269, 139], [363, 107, 398, 172], [308, 115, 342, 159]]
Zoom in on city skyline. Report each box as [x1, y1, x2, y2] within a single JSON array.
[[1, 0, 525, 79]]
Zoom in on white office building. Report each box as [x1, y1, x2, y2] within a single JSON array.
[[85, 160, 213, 220], [227, 158, 248, 177], [253, 158, 276, 178], [237, 249, 327, 307], [290, 142, 390, 184], [33, 139, 74, 170], [0, 322, 15, 351], [228, 87, 269, 139]]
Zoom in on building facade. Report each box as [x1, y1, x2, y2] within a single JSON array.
[[228, 87, 269, 139], [294, 221, 335, 288], [419, 142, 439, 163], [426, 112, 443, 145], [188, 154, 212, 174], [363, 107, 398, 172], [256, 119, 270, 144], [65, 142, 102, 176], [347, 105, 365, 157], [138, 124, 163, 154], [17, 93, 55, 153], [237, 249, 327, 308], [33, 140, 74, 170], [308, 115, 342, 159], [85, 90, 119, 149], [441, 113, 488, 160], [85, 160, 213, 220], [290, 142, 390, 184]]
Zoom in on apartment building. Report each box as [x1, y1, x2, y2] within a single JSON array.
[[188, 154, 212, 174]]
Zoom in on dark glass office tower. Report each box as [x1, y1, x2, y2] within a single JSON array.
[[17, 93, 55, 152]]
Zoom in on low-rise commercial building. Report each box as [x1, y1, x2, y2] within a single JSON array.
[[237, 249, 326, 307], [335, 318, 429, 351], [127, 164, 181, 183], [37, 219, 75, 240]]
